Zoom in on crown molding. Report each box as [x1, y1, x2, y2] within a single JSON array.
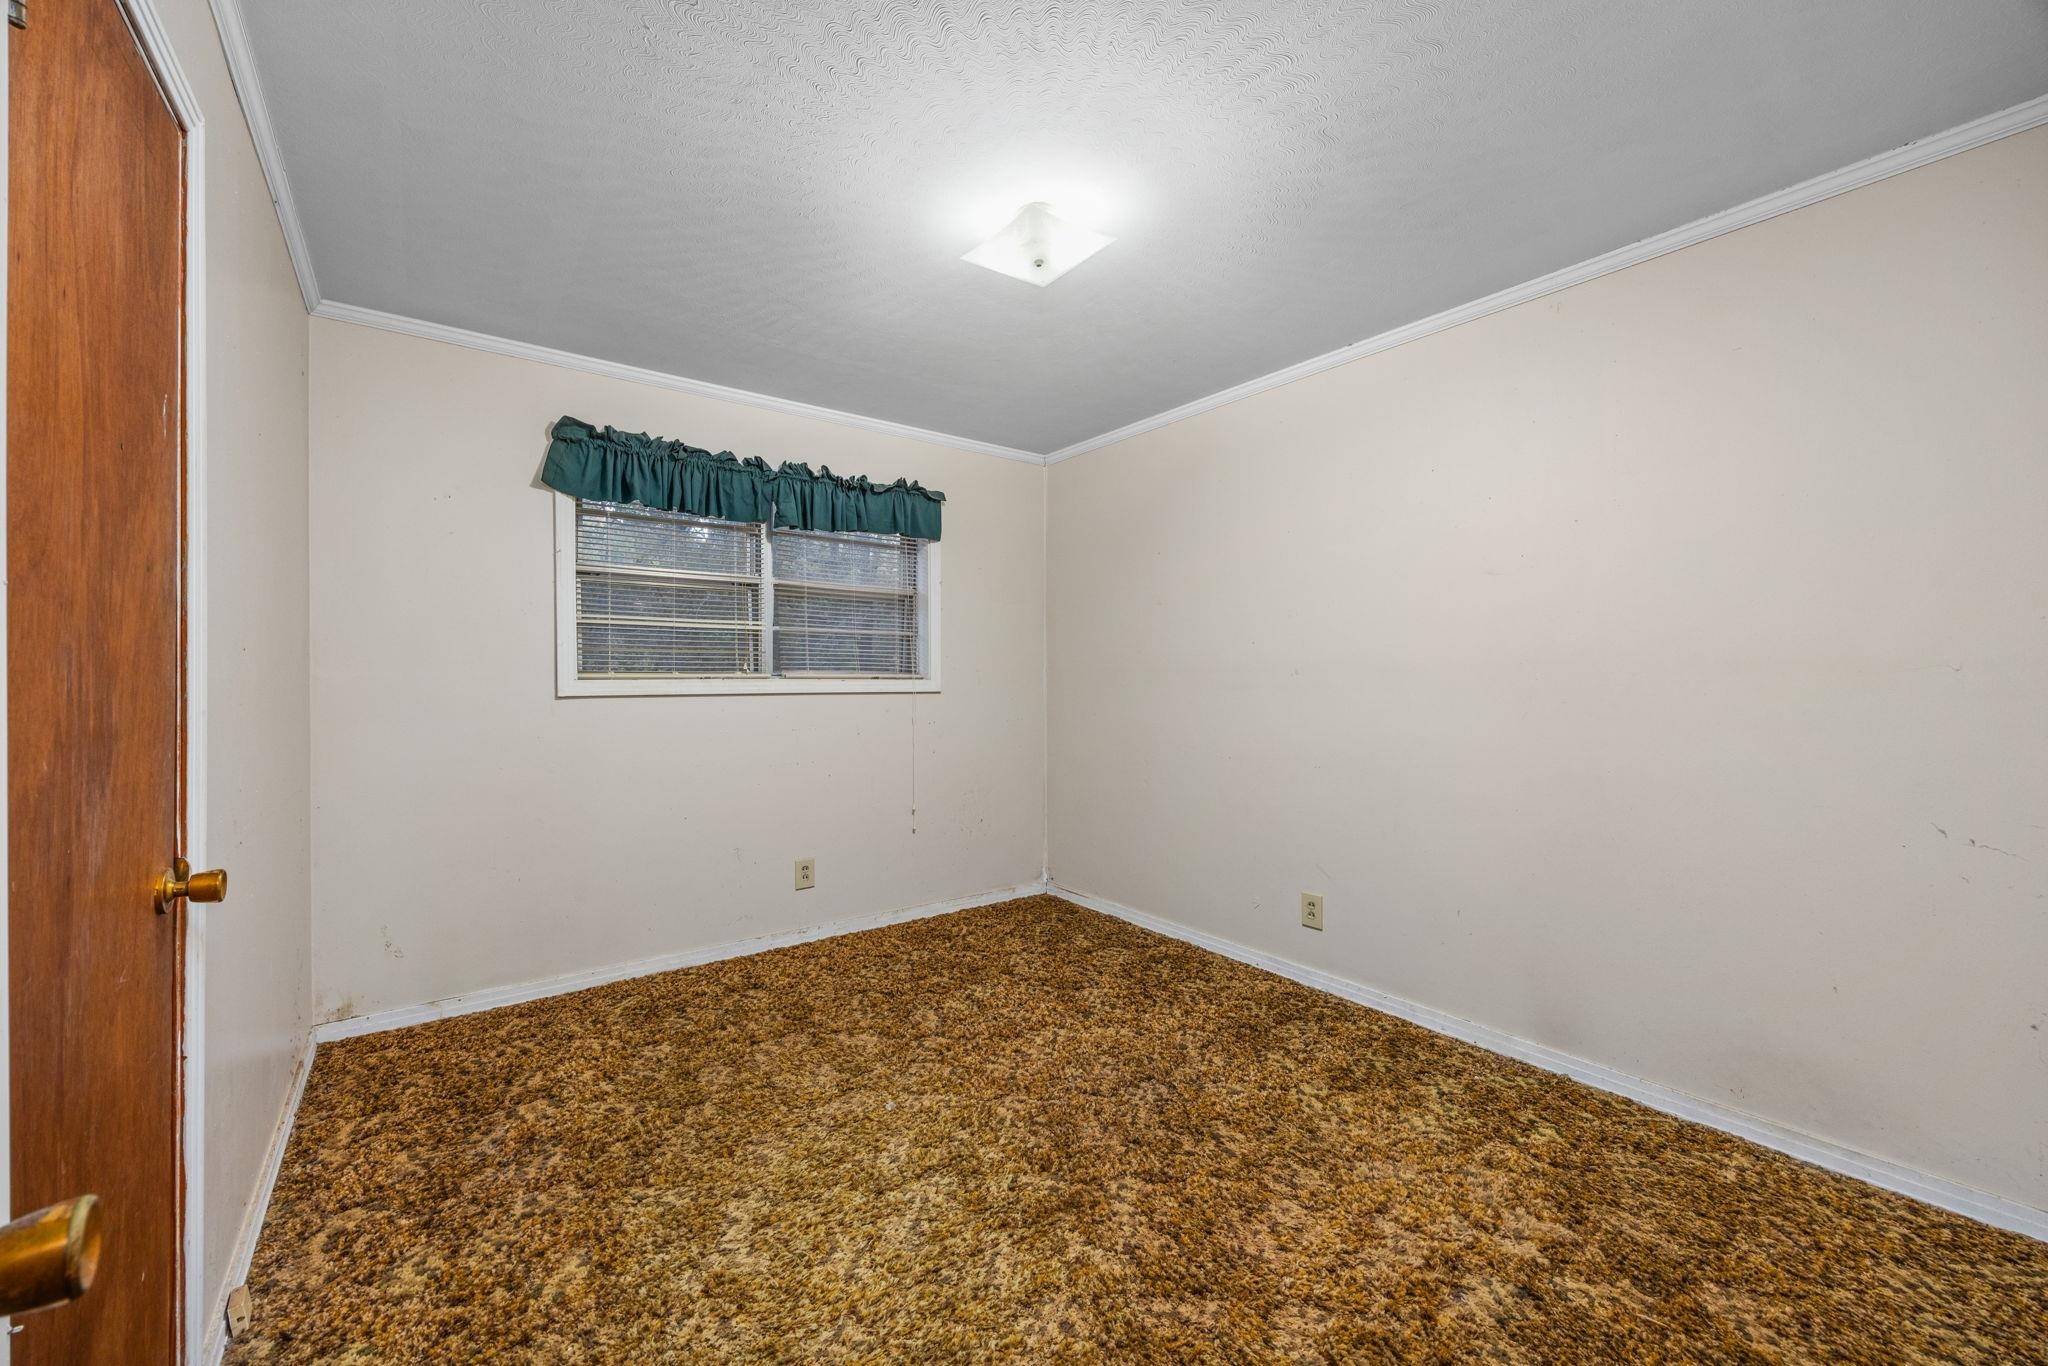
[[1044, 91, 2048, 465], [208, 1, 2043, 473], [312, 301, 1047, 464], [207, 0, 321, 311], [205, 0, 1037, 465]]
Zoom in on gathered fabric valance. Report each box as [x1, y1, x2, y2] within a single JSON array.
[[541, 417, 945, 540]]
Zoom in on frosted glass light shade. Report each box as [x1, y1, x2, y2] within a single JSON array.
[[961, 201, 1113, 286]]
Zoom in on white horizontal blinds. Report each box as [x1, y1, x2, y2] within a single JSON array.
[[571, 501, 927, 680], [771, 529, 922, 676], [574, 500, 765, 676]]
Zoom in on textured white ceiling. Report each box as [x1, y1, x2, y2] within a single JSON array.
[[240, 1, 2048, 455]]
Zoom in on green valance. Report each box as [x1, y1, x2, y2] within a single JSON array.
[[541, 417, 944, 540]]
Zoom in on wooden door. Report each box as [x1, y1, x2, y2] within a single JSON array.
[[7, 0, 188, 1359]]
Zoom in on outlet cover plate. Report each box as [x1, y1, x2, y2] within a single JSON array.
[[795, 858, 816, 891], [226, 1285, 253, 1339], [1301, 892, 1324, 930]]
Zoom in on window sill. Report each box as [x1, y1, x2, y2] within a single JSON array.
[[558, 675, 941, 698]]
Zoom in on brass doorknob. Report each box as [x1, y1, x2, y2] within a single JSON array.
[[155, 858, 228, 913], [0, 1195, 102, 1318]]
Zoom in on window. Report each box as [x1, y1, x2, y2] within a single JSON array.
[[554, 496, 939, 695]]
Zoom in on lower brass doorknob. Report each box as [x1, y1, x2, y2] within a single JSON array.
[[155, 858, 228, 913], [0, 1195, 102, 1318]]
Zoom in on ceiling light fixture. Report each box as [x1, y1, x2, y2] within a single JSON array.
[[961, 201, 1113, 287]]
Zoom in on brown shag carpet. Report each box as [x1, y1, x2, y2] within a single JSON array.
[[230, 895, 2048, 1362]]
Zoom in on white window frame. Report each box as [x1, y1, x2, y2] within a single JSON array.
[[553, 492, 942, 697]]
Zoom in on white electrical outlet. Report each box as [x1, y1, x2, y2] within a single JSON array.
[[795, 858, 816, 891], [1301, 892, 1324, 931], [225, 1285, 253, 1340]]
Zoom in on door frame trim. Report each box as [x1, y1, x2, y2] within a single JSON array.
[[102, 5, 210, 1361], [1, 32, 10, 1366]]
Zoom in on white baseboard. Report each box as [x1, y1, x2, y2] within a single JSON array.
[[311, 882, 1053, 1045], [204, 883, 1047, 1358], [216, 876, 2041, 1361], [201, 1037, 318, 1366], [1053, 883, 2048, 1243]]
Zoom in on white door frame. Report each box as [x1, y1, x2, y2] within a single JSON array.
[[1, 20, 12, 1364], [116, 4, 212, 1358]]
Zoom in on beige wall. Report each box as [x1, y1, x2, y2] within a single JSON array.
[[1048, 128, 2048, 1210], [307, 318, 1047, 1021], [158, 0, 316, 1347]]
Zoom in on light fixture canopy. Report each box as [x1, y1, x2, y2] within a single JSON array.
[[961, 201, 1113, 287]]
